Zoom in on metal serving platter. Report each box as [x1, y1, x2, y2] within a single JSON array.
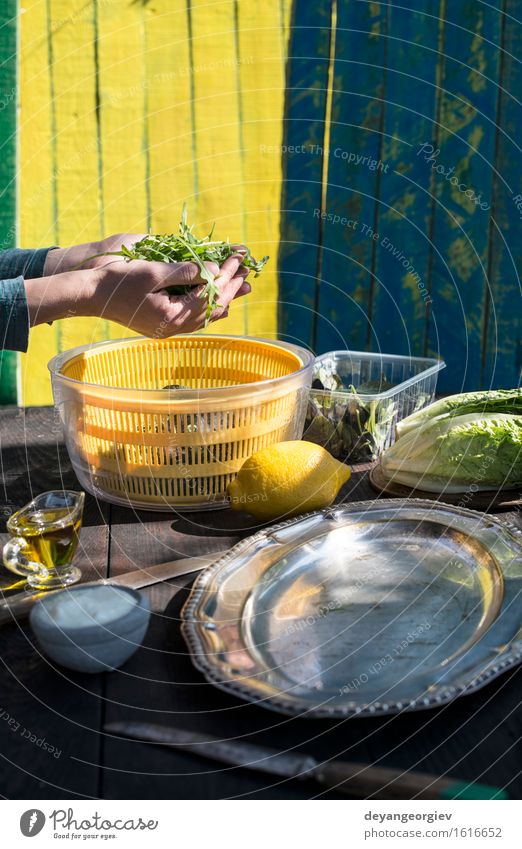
[[181, 500, 522, 718]]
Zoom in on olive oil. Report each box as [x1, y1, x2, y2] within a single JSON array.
[[13, 508, 81, 571], [3, 491, 85, 589]]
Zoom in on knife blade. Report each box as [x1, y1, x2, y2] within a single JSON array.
[[0, 548, 227, 626], [105, 721, 317, 779], [104, 721, 507, 800]]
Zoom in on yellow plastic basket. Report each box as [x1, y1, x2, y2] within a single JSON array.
[[49, 335, 314, 510]]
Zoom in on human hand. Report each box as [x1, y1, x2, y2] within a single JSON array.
[[87, 253, 250, 335], [26, 254, 250, 335], [43, 233, 147, 275], [44, 234, 252, 276], [43, 233, 250, 290]]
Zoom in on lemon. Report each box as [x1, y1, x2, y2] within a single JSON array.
[[227, 440, 351, 521]]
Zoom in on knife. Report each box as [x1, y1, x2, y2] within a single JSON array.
[[0, 549, 227, 626], [105, 722, 507, 800]]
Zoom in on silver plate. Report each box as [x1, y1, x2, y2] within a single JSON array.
[[181, 500, 522, 718]]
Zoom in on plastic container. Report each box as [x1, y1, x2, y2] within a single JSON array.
[[304, 350, 445, 464], [49, 335, 314, 511]]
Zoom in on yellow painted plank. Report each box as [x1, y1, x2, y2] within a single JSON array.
[[21, 0, 106, 403], [19, 0, 57, 406], [49, 0, 100, 245], [96, 1, 148, 236], [53, 0, 109, 356], [143, 1, 196, 233], [19, 0, 291, 404], [189, 0, 244, 335], [235, 0, 292, 338], [96, 0, 148, 343], [19, 1, 55, 244]]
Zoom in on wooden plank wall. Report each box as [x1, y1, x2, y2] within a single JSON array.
[[15, 0, 291, 405], [1, 0, 520, 402], [279, 0, 521, 392]]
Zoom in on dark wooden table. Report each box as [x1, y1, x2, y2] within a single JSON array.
[[1, 406, 521, 800]]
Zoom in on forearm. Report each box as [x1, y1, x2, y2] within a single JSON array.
[[25, 268, 101, 326], [44, 233, 147, 275], [43, 241, 100, 276]]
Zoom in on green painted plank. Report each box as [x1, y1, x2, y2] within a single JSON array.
[[371, 0, 444, 359], [426, 1, 503, 392], [483, 0, 522, 389], [278, 0, 333, 349], [0, 0, 18, 404], [314, 0, 388, 354]]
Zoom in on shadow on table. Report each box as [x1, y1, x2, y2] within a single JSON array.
[[0, 442, 109, 529], [109, 500, 263, 537]]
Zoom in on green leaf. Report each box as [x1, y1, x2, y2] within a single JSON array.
[[382, 412, 522, 492], [82, 207, 269, 325]]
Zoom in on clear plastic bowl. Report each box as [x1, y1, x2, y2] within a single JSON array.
[[304, 350, 445, 464], [49, 335, 314, 511]]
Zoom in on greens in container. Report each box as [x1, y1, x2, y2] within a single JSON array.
[[303, 351, 444, 464], [305, 371, 397, 463]]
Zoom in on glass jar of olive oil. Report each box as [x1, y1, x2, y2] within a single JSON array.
[[3, 491, 84, 590]]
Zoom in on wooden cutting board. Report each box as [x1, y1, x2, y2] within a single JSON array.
[[369, 461, 521, 512]]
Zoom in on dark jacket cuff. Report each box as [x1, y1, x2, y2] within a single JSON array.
[[0, 276, 29, 353], [22, 246, 56, 279], [0, 247, 58, 281]]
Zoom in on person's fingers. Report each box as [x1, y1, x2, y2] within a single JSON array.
[[210, 306, 229, 323], [165, 284, 204, 306], [144, 267, 252, 336], [209, 275, 247, 318], [145, 259, 222, 290], [215, 254, 242, 282], [116, 233, 147, 248], [167, 284, 209, 317], [148, 297, 233, 337], [203, 260, 220, 278], [101, 254, 249, 312], [126, 261, 192, 291], [228, 280, 251, 299], [160, 272, 249, 304], [188, 275, 251, 317], [230, 244, 262, 268], [106, 232, 147, 245], [231, 265, 249, 280]]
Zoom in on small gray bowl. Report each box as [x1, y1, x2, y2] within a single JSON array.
[[30, 584, 151, 673]]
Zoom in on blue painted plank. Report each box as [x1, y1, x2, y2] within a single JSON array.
[[483, 0, 522, 389], [426, 1, 503, 392], [278, 0, 333, 349], [314, 0, 388, 355], [371, 0, 444, 359]]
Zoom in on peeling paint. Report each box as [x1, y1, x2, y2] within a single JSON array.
[[447, 236, 480, 282], [440, 96, 477, 137], [468, 15, 487, 93], [386, 188, 416, 219]]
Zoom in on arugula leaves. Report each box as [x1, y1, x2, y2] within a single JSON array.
[[86, 205, 269, 323]]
